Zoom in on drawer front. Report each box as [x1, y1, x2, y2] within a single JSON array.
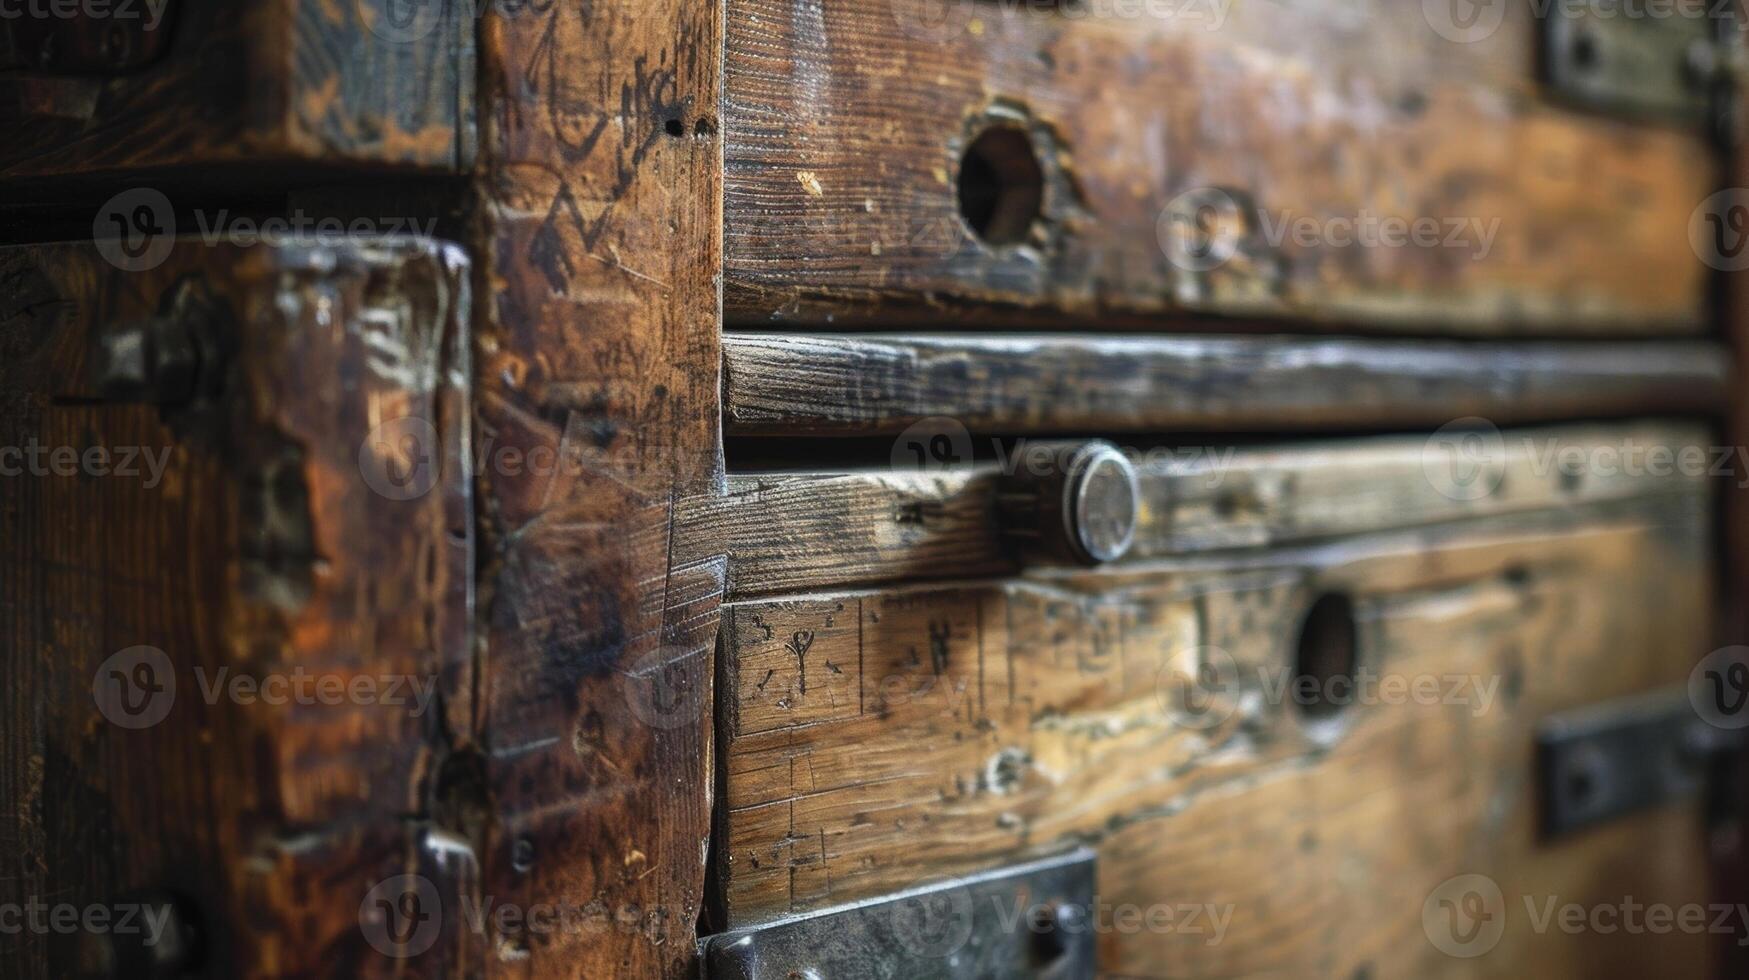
[[0, 0, 474, 178], [0, 238, 475, 977], [710, 424, 1718, 976], [722, 0, 1714, 333]]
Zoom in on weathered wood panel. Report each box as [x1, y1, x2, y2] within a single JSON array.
[[715, 495, 1714, 977], [0, 238, 476, 977], [470, 1, 726, 977], [722, 333, 1729, 435], [723, 0, 1714, 331], [695, 421, 1714, 596], [0, 0, 474, 178]]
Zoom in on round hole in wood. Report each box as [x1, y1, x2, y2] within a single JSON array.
[[1293, 592, 1358, 723], [957, 126, 1045, 246]]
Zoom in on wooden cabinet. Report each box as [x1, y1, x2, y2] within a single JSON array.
[[710, 423, 1716, 976], [0, 1, 1743, 978]]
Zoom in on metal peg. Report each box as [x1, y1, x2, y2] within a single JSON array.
[[997, 440, 1140, 567]]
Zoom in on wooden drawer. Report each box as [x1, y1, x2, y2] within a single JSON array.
[[722, 0, 1714, 333], [0, 0, 474, 180], [709, 422, 1718, 976], [0, 237, 475, 977]]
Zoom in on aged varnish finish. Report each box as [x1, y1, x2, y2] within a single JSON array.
[[0, 0, 1742, 978]]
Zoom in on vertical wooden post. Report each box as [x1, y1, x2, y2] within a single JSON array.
[[473, 0, 726, 976]]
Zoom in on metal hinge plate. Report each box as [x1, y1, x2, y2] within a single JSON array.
[[1542, 0, 1720, 124], [1536, 688, 1736, 839], [701, 849, 1097, 980]]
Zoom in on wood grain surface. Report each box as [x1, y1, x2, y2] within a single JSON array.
[[722, 333, 1730, 435], [0, 239, 476, 977], [714, 493, 1714, 977], [694, 421, 1715, 597], [722, 0, 1715, 332], [469, 1, 727, 977], [0, 0, 475, 178]]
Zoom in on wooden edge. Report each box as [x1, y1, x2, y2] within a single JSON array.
[[470, 2, 726, 978], [689, 420, 1718, 597], [721, 333, 1731, 435], [722, 0, 1714, 332]]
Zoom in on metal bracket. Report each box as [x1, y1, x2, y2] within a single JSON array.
[[701, 849, 1097, 979], [1541, 0, 1721, 126], [1536, 689, 1738, 839]]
